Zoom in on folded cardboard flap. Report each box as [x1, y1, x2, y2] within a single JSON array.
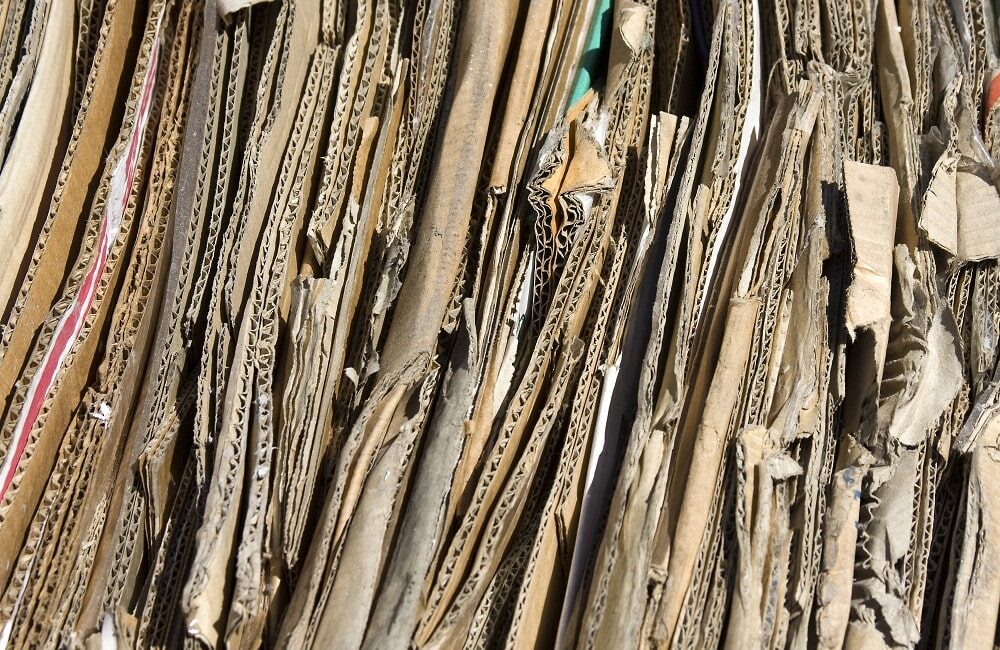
[[956, 171, 1000, 261], [921, 155, 1000, 263], [844, 160, 899, 336]]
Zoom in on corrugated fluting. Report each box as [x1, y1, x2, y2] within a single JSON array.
[[0, 0, 998, 647]]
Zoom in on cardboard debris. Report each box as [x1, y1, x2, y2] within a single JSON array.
[[0, 0, 999, 648]]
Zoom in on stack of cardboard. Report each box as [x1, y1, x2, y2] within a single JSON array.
[[0, 0, 998, 647]]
